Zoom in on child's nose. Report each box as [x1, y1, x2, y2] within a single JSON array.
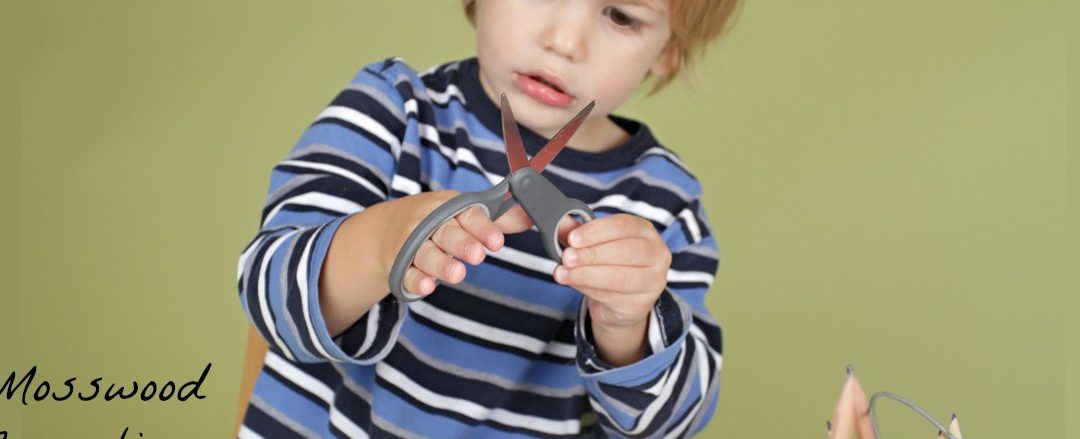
[[539, 4, 590, 62]]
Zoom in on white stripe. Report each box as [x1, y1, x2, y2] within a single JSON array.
[[640, 367, 670, 397], [426, 83, 466, 105], [297, 225, 334, 360], [648, 309, 665, 354], [678, 208, 702, 243], [487, 245, 558, 274], [419, 121, 443, 148], [278, 159, 387, 199], [354, 301, 381, 356], [265, 351, 368, 437], [330, 408, 370, 439], [693, 336, 710, 410], [262, 192, 363, 228], [377, 362, 581, 435], [424, 139, 504, 185], [391, 175, 422, 195], [591, 194, 675, 224], [640, 146, 691, 174], [257, 231, 299, 362], [667, 268, 715, 285], [690, 325, 723, 370], [408, 301, 573, 359], [265, 337, 328, 399], [316, 105, 402, 160], [238, 425, 266, 439], [404, 99, 419, 115], [238, 234, 268, 281], [543, 341, 577, 358]]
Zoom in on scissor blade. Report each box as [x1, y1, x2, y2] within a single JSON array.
[[500, 94, 530, 173], [528, 100, 596, 173]]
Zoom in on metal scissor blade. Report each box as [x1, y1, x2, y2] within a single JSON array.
[[500, 93, 530, 173], [528, 100, 596, 173]]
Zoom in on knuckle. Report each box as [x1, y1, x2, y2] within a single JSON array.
[[416, 242, 439, 273], [431, 224, 451, 248], [578, 247, 593, 266]]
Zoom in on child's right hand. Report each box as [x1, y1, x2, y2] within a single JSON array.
[[378, 190, 536, 297]]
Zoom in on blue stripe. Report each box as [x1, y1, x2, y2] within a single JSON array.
[[253, 371, 334, 437]]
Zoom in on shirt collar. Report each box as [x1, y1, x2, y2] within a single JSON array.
[[456, 57, 658, 173]]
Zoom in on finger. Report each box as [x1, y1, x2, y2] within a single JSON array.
[[831, 375, 856, 439], [493, 204, 534, 235], [430, 219, 487, 265], [403, 266, 436, 296], [567, 214, 655, 248], [455, 205, 506, 252], [849, 375, 875, 439], [565, 282, 619, 305], [557, 264, 662, 295], [562, 237, 662, 268], [555, 212, 588, 247], [413, 239, 466, 285]]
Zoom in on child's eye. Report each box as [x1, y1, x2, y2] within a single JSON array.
[[604, 6, 642, 31]]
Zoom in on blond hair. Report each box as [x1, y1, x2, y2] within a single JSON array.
[[461, 0, 742, 96]]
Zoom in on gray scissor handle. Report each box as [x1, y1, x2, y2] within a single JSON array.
[[509, 167, 595, 264], [389, 180, 514, 302]]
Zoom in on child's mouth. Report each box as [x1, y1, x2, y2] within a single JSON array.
[[516, 73, 574, 107]]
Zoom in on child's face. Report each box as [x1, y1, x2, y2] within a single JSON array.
[[474, 0, 675, 143]]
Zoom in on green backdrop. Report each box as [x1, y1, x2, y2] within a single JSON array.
[[11, 0, 1075, 437]]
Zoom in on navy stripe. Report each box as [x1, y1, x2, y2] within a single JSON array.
[[384, 341, 585, 420], [242, 402, 308, 439]]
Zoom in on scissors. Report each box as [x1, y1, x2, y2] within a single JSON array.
[[388, 93, 598, 302]]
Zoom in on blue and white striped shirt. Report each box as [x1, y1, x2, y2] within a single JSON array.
[[237, 56, 723, 438]]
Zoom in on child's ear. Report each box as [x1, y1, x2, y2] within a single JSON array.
[[648, 42, 680, 78]]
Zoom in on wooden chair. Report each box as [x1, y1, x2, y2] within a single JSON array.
[[236, 325, 269, 435]]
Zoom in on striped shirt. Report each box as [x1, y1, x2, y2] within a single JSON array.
[[236, 56, 723, 439]]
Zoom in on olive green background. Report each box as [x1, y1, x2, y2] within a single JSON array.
[[9, 0, 1075, 437]]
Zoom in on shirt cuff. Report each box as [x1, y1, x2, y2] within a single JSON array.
[[306, 212, 409, 364], [574, 288, 692, 386]]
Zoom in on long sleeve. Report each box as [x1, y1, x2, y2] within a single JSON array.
[[236, 57, 425, 364], [575, 196, 724, 438]]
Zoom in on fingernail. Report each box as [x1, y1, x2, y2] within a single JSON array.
[[564, 248, 577, 265], [420, 276, 434, 294], [826, 420, 831, 432], [846, 365, 854, 377], [952, 413, 957, 421], [554, 266, 567, 284], [569, 231, 581, 247]]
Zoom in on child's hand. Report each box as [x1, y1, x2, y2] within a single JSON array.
[[552, 214, 672, 331], [380, 190, 535, 297]]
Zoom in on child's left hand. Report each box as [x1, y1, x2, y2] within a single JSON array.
[[552, 214, 672, 331]]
